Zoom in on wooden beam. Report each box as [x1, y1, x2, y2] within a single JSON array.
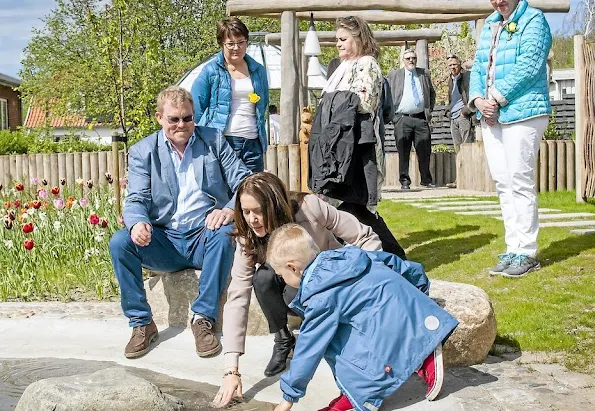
[[280, 11, 299, 147], [266, 29, 443, 45], [228, 0, 570, 16], [318, 40, 438, 47], [263, 11, 487, 24], [574, 35, 586, 202]]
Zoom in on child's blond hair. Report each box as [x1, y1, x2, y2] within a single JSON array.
[[267, 223, 320, 271]]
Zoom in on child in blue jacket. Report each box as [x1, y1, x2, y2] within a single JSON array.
[[266, 223, 458, 411]]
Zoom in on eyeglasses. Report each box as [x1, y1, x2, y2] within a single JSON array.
[[404, 57, 417, 61], [166, 115, 194, 125], [223, 40, 247, 49]]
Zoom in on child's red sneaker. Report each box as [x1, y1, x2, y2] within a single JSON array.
[[317, 393, 354, 411], [416, 344, 444, 401]]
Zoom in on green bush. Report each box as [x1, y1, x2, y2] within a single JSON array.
[[0, 129, 110, 155], [0, 130, 29, 155]]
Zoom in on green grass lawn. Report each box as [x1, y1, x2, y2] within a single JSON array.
[[379, 191, 595, 373]]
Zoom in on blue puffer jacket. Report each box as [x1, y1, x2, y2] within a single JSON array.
[[280, 247, 458, 411], [469, 0, 552, 124], [190, 51, 269, 152]]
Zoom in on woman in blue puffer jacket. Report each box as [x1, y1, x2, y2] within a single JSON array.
[[191, 17, 269, 173], [469, 0, 552, 278]]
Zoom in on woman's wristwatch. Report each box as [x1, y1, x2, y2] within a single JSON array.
[[223, 370, 242, 378]]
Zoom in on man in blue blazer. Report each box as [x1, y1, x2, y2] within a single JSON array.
[[109, 86, 252, 359]]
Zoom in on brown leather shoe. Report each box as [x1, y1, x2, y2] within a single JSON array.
[[124, 321, 158, 359], [191, 317, 221, 357]]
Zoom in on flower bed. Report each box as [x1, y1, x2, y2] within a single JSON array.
[[0, 176, 126, 301]]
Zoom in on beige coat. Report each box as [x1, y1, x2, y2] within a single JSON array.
[[222, 194, 382, 359]]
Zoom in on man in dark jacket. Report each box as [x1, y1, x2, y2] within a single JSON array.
[[387, 49, 436, 190], [446, 54, 474, 153]]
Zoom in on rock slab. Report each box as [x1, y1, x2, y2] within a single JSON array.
[[16, 367, 183, 411], [430, 280, 497, 367], [144, 269, 270, 335]]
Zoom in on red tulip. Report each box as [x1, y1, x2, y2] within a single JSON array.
[[99, 217, 108, 228], [15, 183, 24, 191], [32, 200, 42, 209], [13, 200, 21, 208], [22, 222, 34, 234], [88, 213, 100, 225], [51, 186, 60, 195], [23, 239, 34, 250]]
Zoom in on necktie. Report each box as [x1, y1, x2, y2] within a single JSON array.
[[411, 73, 421, 106]]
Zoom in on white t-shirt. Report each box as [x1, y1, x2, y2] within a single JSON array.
[[269, 113, 281, 145], [223, 76, 259, 139]]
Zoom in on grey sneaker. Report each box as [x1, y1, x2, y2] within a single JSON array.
[[489, 253, 516, 275], [501, 254, 540, 278]]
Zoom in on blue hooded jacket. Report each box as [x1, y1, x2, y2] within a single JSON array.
[[190, 51, 269, 152], [280, 247, 458, 411], [469, 0, 552, 124]]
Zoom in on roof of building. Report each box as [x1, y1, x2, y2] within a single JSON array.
[[551, 68, 575, 81], [0, 72, 21, 87], [24, 99, 114, 129]]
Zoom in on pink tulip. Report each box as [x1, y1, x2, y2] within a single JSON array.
[[53, 198, 65, 210], [79, 197, 89, 208], [37, 189, 48, 199]]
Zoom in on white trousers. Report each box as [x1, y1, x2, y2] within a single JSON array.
[[481, 116, 548, 256]]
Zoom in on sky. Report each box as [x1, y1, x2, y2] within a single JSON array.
[[0, 0, 585, 79]]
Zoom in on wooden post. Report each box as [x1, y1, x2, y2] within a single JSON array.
[[98, 151, 108, 185], [539, 141, 548, 193], [28, 156, 37, 190], [475, 18, 485, 41], [15, 155, 24, 187], [288, 144, 301, 191], [49, 154, 59, 187], [65, 153, 75, 186], [556, 140, 566, 191], [42, 154, 51, 185], [547, 140, 556, 192], [266, 145, 278, 176], [277, 145, 290, 188], [82, 152, 91, 183], [300, 141, 309, 192], [279, 11, 299, 187], [574, 35, 586, 202], [435, 152, 444, 186], [58, 153, 66, 185], [35, 154, 43, 183], [112, 132, 122, 216], [566, 140, 575, 191], [73, 153, 82, 183], [416, 39, 429, 70]]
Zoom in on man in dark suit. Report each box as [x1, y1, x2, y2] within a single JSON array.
[[387, 49, 436, 189], [446, 54, 474, 153]]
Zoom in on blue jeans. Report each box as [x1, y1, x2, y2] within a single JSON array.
[[109, 224, 235, 327], [225, 135, 264, 173]]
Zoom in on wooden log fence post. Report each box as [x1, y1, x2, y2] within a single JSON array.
[[416, 39, 430, 70], [288, 144, 301, 191], [566, 140, 575, 191], [58, 153, 66, 185], [15, 155, 24, 187], [42, 154, 51, 185], [90, 152, 99, 187], [73, 153, 82, 183], [65, 153, 75, 186], [81, 152, 91, 183], [547, 140, 556, 191], [277, 145, 290, 188], [300, 142, 309, 192], [266, 145, 278, 176], [49, 154, 59, 187], [112, 132, 122, 216], [35, 154, 43, 183], [539, 141, 548, 193], [556, 140, 566, 191]]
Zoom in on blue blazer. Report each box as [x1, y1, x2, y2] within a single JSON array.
[[191, 51, 270, 152], [123, 126, 252, 231], [281, 247, 458, 411]]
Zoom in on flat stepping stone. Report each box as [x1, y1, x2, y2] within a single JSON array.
[[390, 197, 474, 203], [540, 220, 595, 228], [414, 200, 498, 208], [430, 204, 503, 211], [456, 208, 561, 216], [570, 229, 595, 235]]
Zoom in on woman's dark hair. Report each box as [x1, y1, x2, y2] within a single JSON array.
[[234, 172, 307, 265], [335, 16, 379, 59], [216, 17, 249, 46]]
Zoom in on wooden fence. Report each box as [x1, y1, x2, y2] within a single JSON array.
[[457, 140, 576, 193], [0, 151, 126, 190]]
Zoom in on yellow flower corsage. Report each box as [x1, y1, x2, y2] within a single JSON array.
[[248, 92, 261, 104], [505, 21, 517, 40]]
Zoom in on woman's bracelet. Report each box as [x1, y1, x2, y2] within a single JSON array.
[[223, 370, 241, 378]]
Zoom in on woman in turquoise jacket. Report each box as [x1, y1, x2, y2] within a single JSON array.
[[469, 0, 552, 278], [191, 17, 269, 173]]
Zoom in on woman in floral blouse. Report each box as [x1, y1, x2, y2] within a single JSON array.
[[322, 16, 406, 260]]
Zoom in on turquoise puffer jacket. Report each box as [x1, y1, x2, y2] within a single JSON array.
[[469, 0, 552, 124], [191, 51, 269, 152]]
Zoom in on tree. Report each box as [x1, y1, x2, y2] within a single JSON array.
[[20, 0, 226, 143]]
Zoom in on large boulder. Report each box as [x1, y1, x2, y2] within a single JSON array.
[[16, 367, 183, 411], [144, 269, 270, 335], [430, 279, 497, 366]]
